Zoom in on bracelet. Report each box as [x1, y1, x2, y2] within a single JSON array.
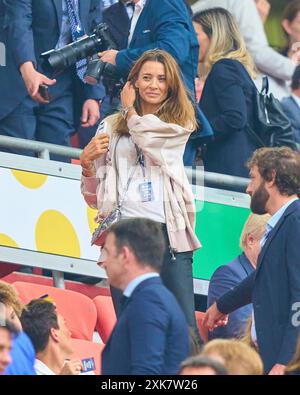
[[81, 162, 96, 176], [121, 105, 135, 120]]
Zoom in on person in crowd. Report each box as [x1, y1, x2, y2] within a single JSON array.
[[97, 0, 213, 165], [100, 218, 190, 375], [201, 339, 264, 375], [285, 335, 300, 375], [203, 147, 300, 375], [80, 49, 201, 341], [208, 213, 270, 340], [0, 322, 14, 375], [254, 0, 270, 23], [179, 355, 228, 375], [0, 0, 104, 161], [282, 0, 300, 60], [0, 281, 23, 333], [0, 281, 36, 375], [193, 8, 258, 177], [281, 65, 300, 145], [21, 299, 84, 375], [192, 0, 298, 97]]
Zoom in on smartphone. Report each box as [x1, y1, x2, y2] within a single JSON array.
[[39, 84, 51, 101]]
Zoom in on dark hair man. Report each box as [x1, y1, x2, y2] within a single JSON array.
[[21, 300, 83, 375], [203, 147, 300, 375], [100, 218, 190, 375]]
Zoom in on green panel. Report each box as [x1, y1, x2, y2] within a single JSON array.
[[193, 200, 250, 280]]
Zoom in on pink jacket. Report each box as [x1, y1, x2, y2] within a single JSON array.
[[81, 114, 201, 252]]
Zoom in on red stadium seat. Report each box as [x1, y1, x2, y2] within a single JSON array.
[[93, 295, 117, 344], [70, 338, 104, 375], [13, 281, 97, 341], [195, 311, 209, 343], [3, 272, 111, 300]]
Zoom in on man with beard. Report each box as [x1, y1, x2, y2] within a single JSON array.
[[202, 147, 300, 375]]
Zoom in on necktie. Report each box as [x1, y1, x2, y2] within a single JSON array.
[[65, 0, 87, 82], [119, 295, 129, 315], [125, 2, 135, 20]]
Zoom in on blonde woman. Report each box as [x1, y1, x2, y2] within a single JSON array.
[[201, 339, 264, 375], [80, 49, 201, 338], [193, 7, 258, 178], [207, 213, 269, 340]]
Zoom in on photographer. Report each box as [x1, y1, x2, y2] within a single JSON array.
[[98, 0, 213, 165], [1, 0, 104, 161]]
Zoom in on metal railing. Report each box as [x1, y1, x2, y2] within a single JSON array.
[[0, 135, 250, 190], [0, 135, 250, 288]]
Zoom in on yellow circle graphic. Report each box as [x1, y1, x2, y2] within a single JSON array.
[[0, 234, 18, 248], [87, 206, 98, 234], [35, 210, 80, 258], [12, 169, 48, 189]]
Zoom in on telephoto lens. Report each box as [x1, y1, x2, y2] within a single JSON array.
[[41, 35, 103, 74], [40, 23, 116, 75]]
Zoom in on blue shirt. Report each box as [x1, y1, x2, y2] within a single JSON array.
[[260, 197, 299, 247], [56, 0, 79, 49], [123, 273, 159, 298], [4, 332, 36, 375]]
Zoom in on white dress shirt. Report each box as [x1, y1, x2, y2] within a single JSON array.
[[127, 0, 147, 46]]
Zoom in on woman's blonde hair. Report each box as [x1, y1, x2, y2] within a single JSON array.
[[0, 281, 24, 317], [239, 213, 270, 250], [193, 8, 256, 78], [114, 49, 197, 135], [202, 339, 264, 375]]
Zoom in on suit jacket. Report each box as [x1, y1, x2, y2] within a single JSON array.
[[217, 200, 300, 373], [103, 1, 130, 50], [200, 58, 257, 177], [101, 277, 190, 375], [208, 253, 254, 340], [0, 0, 104, 120], [281, 96, 300, 144], [192, 0, 295, 82], [115, 0, 198, 96]]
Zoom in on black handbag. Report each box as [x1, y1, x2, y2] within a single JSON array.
[[246, 76, 297, 150]]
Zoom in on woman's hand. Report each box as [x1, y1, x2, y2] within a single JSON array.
[[80, 132, 109, 176], [120, 81, 136, 109]]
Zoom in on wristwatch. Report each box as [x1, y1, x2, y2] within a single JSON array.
[[121, 105, 134, 120]]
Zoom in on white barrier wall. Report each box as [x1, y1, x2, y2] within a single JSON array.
[[0, 167, 99, 261]]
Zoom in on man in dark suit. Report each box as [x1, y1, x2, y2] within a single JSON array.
[[0, 0, 104, 160], [203, 147, 300, 375], [281, 65, 300, 145], [100, 218, 190, 375], [208, 213, 269, 339], [98, 0, 213, 164]]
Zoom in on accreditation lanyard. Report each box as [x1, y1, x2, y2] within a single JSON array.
[[135, 145, 154, 203]]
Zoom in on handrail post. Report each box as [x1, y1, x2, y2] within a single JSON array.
[[52, 270, 65, 289]]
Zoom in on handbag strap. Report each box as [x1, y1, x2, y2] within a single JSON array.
[[113, 135, 141, 210], [260, 76, 269, 96]]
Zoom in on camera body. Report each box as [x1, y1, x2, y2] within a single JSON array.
[[41, 23, 123, 98]]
